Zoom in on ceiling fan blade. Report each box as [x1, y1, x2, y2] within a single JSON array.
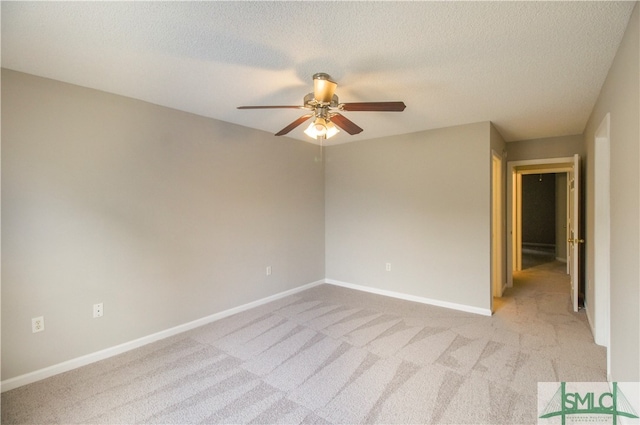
[[237, 105, 304, 109], [313, 73, 337, 103], [275, 114, 314, 136], [330, 113, 364, 135], [341, 101, 406, 112]]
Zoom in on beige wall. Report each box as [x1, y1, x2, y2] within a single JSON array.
[[584, 3, 639, 381], [325, 122, 493, 311], [490, 123, 507, 155], [1, 70, 325, 380], [506, 134, 585, 162]]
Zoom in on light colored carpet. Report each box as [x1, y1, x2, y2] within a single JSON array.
[[2, 262, 606, 424], [521, 251, 557, 270]]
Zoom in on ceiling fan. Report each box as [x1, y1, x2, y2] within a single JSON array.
[[237, 73, 406, 140]]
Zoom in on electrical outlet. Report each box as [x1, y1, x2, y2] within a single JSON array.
[[266, 266, 272, 276], [386, 263, 392, 272], [93, 303, 103, 318], [32, 316, 44, 333]]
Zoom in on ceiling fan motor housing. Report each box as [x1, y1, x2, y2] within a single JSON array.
[[304, 93, 339, 108]]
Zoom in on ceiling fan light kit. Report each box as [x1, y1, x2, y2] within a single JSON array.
[[238, 73, 406, 141], [304, 118, 339, 140]]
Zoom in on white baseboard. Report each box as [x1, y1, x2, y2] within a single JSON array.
[[325, 279, 492, 317], [585, 304, 597, 338], [1, 279, 324, 393], [556, 257, 567, 263], [584, 303, 609, 348]]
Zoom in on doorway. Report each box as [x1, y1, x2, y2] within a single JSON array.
[[491, 151, 504, 302], [506, 156, 580, 311], [520, 172, 565, 270]]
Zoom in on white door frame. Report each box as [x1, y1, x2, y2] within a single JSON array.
[[506, 157, 575, 287], [593, 114, 611, 369], [491, 150, 504, 302]]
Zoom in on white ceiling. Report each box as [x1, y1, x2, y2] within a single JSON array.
[[1, 1, 635, 144]]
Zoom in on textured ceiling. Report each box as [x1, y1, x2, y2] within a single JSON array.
[[1, 1, 635, 144]]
